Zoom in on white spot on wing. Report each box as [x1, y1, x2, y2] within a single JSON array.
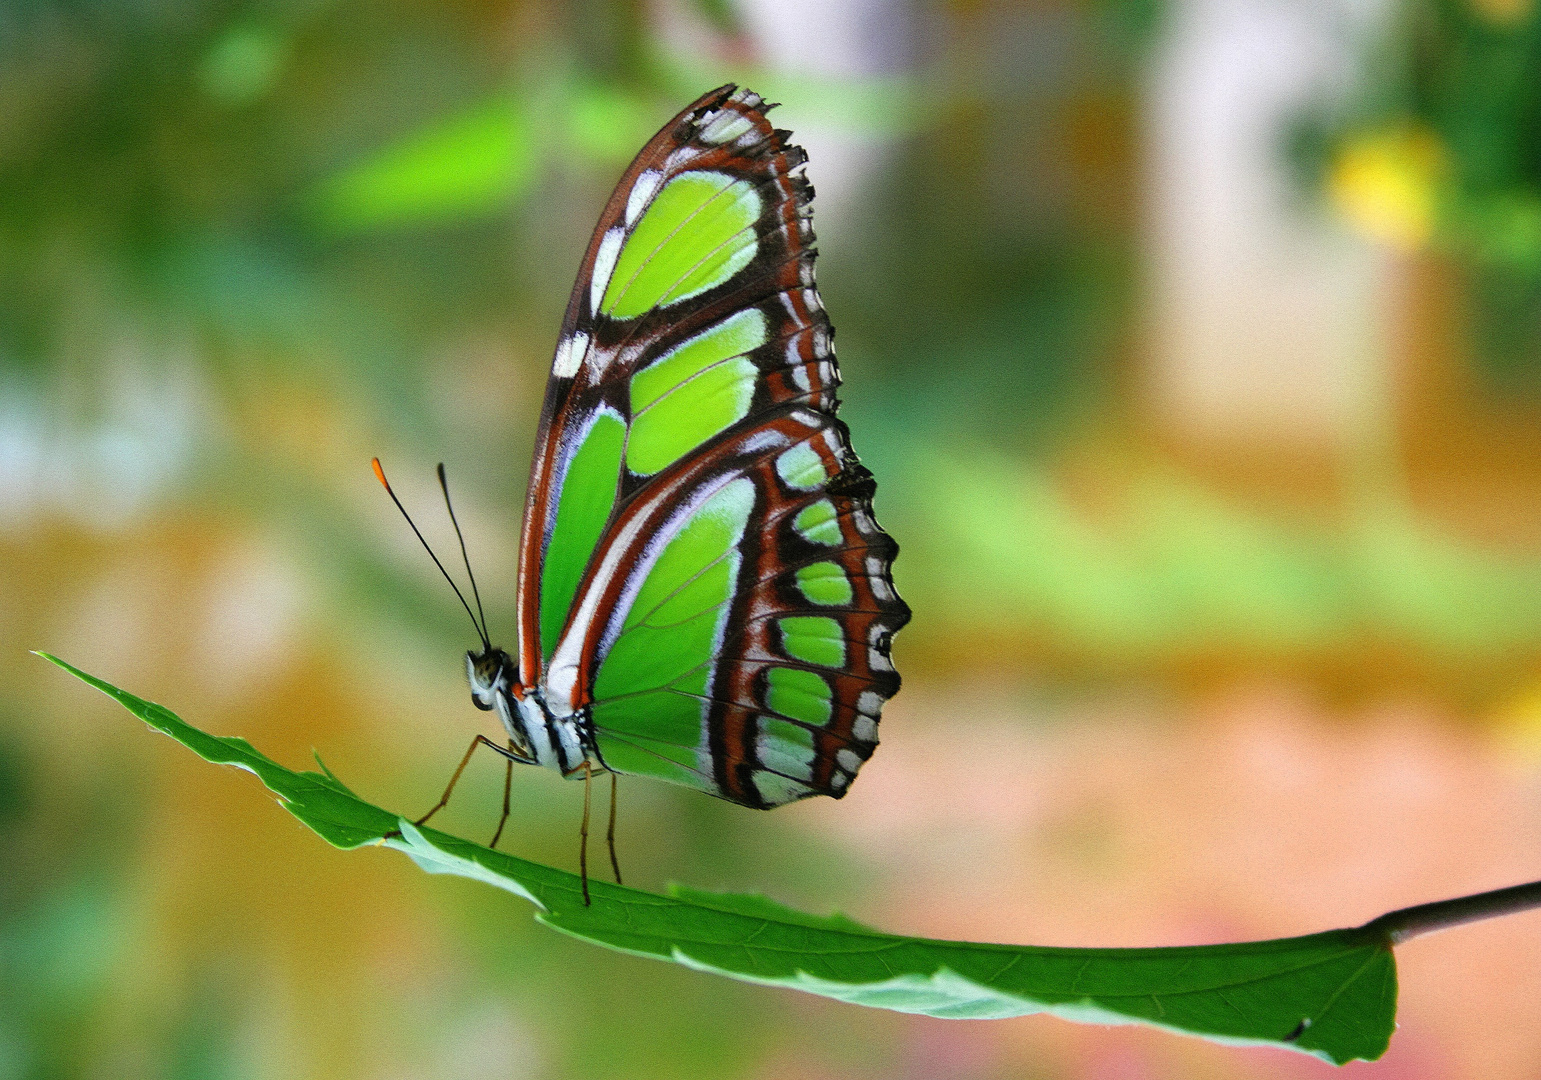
[[738, 429, 788, 455], [852, 715, 878, 743], [866, 558, 896, 602], [590, 228, 624, 315], [626, 170, 663, 226], [869, 577, 895, 603], [868, 647, 894, 674], [662, 146, 700, 174], [591, 342, 620, 376], [836, 748, 861, 773], [700, 110, 755, 145], [552, 330, 590, 378], [753, 770, 810, 805], [775, 442, 825, 490], [756, 734, 814, 782]]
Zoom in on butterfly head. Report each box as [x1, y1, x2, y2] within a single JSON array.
[[371, 458, 536, 755], [466, 646, 535, 760], [466, 646, 514, 708]]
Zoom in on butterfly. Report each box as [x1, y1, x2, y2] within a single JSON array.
[[375, 85, 909, 903]]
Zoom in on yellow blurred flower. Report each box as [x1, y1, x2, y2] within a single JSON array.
[[1328, 126, 1447, 250], [1492, 680, 1541, 765], [1469, 0, 1535, 28]]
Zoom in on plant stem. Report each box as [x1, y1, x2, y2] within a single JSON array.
[[1362, 878, 1541, 944]]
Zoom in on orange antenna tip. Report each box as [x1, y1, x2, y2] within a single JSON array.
[[371, 454, 491, 650]]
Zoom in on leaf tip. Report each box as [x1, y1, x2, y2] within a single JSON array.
[[33, 651, 90, 682]]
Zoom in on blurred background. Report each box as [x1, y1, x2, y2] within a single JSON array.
[[4, 0, 1541, 1076]]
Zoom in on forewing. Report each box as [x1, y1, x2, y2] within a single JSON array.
[[516, 85, 834, 687]]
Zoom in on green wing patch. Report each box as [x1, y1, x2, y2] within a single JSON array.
[[600, 171, 763, 319], [627, 309, 768, 475], [540, 409, 626, 661], [590, 477, 757, 795]]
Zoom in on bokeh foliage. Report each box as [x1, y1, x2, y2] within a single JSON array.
[[5, 0, 1541, 1077], [1294, 0, 1541, 384]]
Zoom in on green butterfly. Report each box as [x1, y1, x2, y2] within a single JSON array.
[[379, 86, 909, 901]]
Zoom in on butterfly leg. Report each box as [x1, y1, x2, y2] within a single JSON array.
[[489, 745, 514, 849], [578, 761, 593, 906], [607, 771, 622, 885], [415, 733, 517, 829]]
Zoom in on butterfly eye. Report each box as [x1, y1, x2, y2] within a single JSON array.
[[465, 651, 503, 708]]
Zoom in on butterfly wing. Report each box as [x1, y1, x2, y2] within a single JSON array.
[[518, 85, 908, 807], [558, 407, 907, 808]]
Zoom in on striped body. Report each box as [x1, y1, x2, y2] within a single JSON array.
[[470, 85, 909, 808]]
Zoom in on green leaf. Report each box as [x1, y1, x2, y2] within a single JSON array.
[[39, 653, 1397, 1065]]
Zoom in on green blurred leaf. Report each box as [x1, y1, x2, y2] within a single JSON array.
[[200, 20, 288, 105], [304, 69, 926, 235], [647, 53, 927, 135], [40, 653, 1398, 1065], [684, 0, 743, 36], [893, 449, 1541, 667], [566, 80, 673, 166], [312, 96, 538, 231]]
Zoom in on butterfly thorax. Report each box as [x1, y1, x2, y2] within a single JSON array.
[[466, 647, 592, 775]]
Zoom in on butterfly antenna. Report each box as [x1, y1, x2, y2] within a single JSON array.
[[437, 462, 490, 648], [371, 458, 491, 651]]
